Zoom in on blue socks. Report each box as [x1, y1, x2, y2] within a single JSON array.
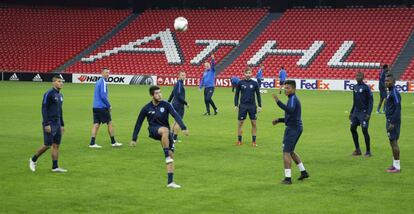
[[110, 136, 116, 144], [238, 136, 242, 142], [168, 173, 173, 184], [252, 136, 256, 142], [52, 160, 58, 169], [163, 148, 170, 158], [32, 155, 38, 162]]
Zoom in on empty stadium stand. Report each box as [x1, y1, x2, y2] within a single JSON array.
[[400, 58, 414, 80], [1, 7, 414, 81], [223, 8, 414, 80], [0, 8, 130, 72], [66, 9, 267, 77]]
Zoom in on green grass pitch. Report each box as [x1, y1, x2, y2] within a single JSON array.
[[0, 81, 413, 213]]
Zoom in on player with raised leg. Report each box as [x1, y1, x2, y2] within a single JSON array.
[[130, 86, 189, 188]]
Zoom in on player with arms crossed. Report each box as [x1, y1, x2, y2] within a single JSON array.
[[130, 86, 189, 188]]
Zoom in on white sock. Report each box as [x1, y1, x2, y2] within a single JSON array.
[[297, 163, 306, 172], [393, 159, 401, 170], [284, 169, 291, 178]]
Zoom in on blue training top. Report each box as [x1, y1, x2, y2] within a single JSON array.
[[350, 82, 373, 115], [276, 93, 302, 127], [168, 79, 187, 106], [256, 68, 263, 80], [93, 77, 111, 109], [386, 86, 402, 124], [279, 69, 287, 81], [199, 59, 216, 89], [132, 100, 187, 141], [234, 79, 262, 107], [42, 88, 64, 126]]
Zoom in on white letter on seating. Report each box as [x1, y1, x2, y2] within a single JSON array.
[[328, 41, 380, 69], [247, 41, 324, 67], [190, 40, 239, 65], [81, 29, 182, 64]]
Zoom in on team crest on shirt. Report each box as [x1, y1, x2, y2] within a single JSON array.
[[359, 88, 363, 93], [160, 107, 165, 112], [250, 84, 253, 88]]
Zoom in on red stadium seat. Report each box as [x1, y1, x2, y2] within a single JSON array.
[[400, 58, 414, 81], [66, 9, 267, 77], [223, 8, 414, 80], [0, 8, 130, 73]]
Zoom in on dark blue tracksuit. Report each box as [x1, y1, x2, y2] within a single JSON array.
[[386, 86, 402, 141], [42, 88, 64, 145], [379, 69, 387, 99], [132, 101, 187, 149], [350, 82, 373, 128], [168, 79, 187, 118], [234, 79, 261, 120], [350, 82, 373, 152], [199, 59, 217, 113], [276, 94, 303, 152]]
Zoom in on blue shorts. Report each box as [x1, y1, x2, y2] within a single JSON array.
[[386, 120, 401, 141], [379, 87, 387, 99], [43, 122, 62, 146], [148, 125, 163, 140], [148, 126, 175, 151], [93, 108, 112, 124], [280, 80, 285, 86], [282, 126, 303, 152], [172, 103, 185, 118], [351, 112, 369, 128], [238, 105, 257, 120]]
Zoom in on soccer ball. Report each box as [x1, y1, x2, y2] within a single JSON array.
[[174, 17, 188, 32]]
